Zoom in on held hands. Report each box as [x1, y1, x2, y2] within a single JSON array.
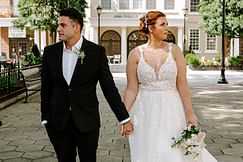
[[120, 120, 134, 137]]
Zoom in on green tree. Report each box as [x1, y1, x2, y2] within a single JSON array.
[[14, 0, 87, 43], [199, 0, 243, 56]]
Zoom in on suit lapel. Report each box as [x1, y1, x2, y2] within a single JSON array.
[[56, 42, 69, 87]]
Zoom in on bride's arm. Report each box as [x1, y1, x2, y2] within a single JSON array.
[[173, 45, 198, 125], [123, 48, 140, 112]]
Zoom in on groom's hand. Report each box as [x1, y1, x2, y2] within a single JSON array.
[[120, 121, 133, 137]]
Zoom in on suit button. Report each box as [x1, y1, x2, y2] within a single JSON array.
[[68, 88, 72, 92]]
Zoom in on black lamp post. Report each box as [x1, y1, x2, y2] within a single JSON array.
[[96, 5, 102, 45], [183, 8, 188, 54], [17, 48, 22, 79], [217, 0, 228, 84]]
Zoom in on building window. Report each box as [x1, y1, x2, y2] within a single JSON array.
[[147, 0, 156, 9], [164, 0, 175, 10], [190, 0, 200, 12], [206, 34, 216, 51], [13, 0, 19, 16], [189, 29, 200, 51], [101, 0, 111, 9], [101, 30, 121, 64], [127, 30, 148, 57], [9, 38, 30, 59], [119, 0, 146, 9], [133, 0, 143, 9], [119, 0, 129, 9], [164, 30, 176, 44]]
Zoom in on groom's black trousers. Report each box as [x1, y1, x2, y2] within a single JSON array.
[[45, 113, 100, 162]]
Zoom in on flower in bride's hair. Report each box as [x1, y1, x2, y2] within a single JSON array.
[[144, 15, 148, 29]]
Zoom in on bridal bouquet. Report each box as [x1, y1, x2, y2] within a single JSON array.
[[171, 125, 206, 160]]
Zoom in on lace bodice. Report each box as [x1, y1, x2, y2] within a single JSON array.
[[137, 43, 177, 91]]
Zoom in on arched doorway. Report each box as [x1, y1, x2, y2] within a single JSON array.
[[127, 30, 148, 57], [164, 30, 176, 44], [101, 30, 121, 64]]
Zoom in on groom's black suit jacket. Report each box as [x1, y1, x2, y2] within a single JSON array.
[[41, 38, 129, 132]]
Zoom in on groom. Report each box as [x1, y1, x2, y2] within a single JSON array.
[[41, 8, 133, 162]]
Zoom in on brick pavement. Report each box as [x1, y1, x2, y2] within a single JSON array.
[[0, 70, 243, 162]]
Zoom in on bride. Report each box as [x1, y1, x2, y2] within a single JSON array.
[[122, 11, 218, 162]]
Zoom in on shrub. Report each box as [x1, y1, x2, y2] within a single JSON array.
[[228, 56, 241, 66], [185, 53, 201, 67], [23, 52, 42, 66]]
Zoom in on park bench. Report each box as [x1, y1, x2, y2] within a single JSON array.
[[20, 65, 41, 102]]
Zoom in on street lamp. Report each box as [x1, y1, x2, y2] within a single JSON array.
[[183, 8, 188, 54], [217, 0, 228, 84], [96, 5, 102, 45], [17, 48, 22, 79]]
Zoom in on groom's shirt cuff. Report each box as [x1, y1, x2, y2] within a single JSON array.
[[41, 120, 48, 126], [120, 117, 130, 124]]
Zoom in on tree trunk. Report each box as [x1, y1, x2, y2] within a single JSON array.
[[240, 37, 243, 57], [225, 36, 231, 57], [239, 37, 243, 66], [47, 31, 56, 45], [53, 32, 57, 43]]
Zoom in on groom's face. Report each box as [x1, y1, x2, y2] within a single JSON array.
[[57, 16, 80, 41]]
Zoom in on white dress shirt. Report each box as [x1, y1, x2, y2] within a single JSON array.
[[62, 36, 83, 85]]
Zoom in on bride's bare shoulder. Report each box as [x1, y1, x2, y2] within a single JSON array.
[[170, 43, 183, 60], [128, 44, 146, 62]]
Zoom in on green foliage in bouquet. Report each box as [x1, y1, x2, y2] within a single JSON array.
[[171, 125, 200, 148]]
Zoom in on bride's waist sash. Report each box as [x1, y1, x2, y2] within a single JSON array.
[[139, 82, 177, 92]]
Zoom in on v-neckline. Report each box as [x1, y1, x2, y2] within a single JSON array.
[[141, 50, 170, 75]]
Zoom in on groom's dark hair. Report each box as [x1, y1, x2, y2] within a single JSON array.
[[59, 8, 84, 31]]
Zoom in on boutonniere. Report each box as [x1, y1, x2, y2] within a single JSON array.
[[73, 47, 86, 64]]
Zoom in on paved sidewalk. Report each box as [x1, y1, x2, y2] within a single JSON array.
[[0, 70, 243, 162]]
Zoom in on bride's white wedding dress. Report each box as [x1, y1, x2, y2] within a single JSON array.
[[128, 44, 217, 162]]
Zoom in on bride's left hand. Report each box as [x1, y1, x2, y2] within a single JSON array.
[[186, 113, 198, 126]]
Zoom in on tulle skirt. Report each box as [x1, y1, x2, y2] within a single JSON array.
[[128, 88, 217, 162]]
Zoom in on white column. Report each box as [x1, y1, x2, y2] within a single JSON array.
[[93, 27, 98, 44], [129, 0, 133, 9], [121, 27, 127, 65], [177, 27, 183, 50], [82, 24, 89, 39], [34, 30, 40, 49], [231, 38, 239, 56], [175, 0, 185, 11], [143, 0, 146, 10], [157, 0, 163, 9], [40, 31, 47, 53]]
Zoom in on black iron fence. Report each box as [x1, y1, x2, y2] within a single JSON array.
[[0, 65, 41, 102], [0, 68, 19, 93], [0, 67, 24, 102]]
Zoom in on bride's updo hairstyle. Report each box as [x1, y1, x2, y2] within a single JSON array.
[[139, 11, 166, 35]]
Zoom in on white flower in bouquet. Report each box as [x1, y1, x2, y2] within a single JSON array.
[[171, 125, 206, 160]]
